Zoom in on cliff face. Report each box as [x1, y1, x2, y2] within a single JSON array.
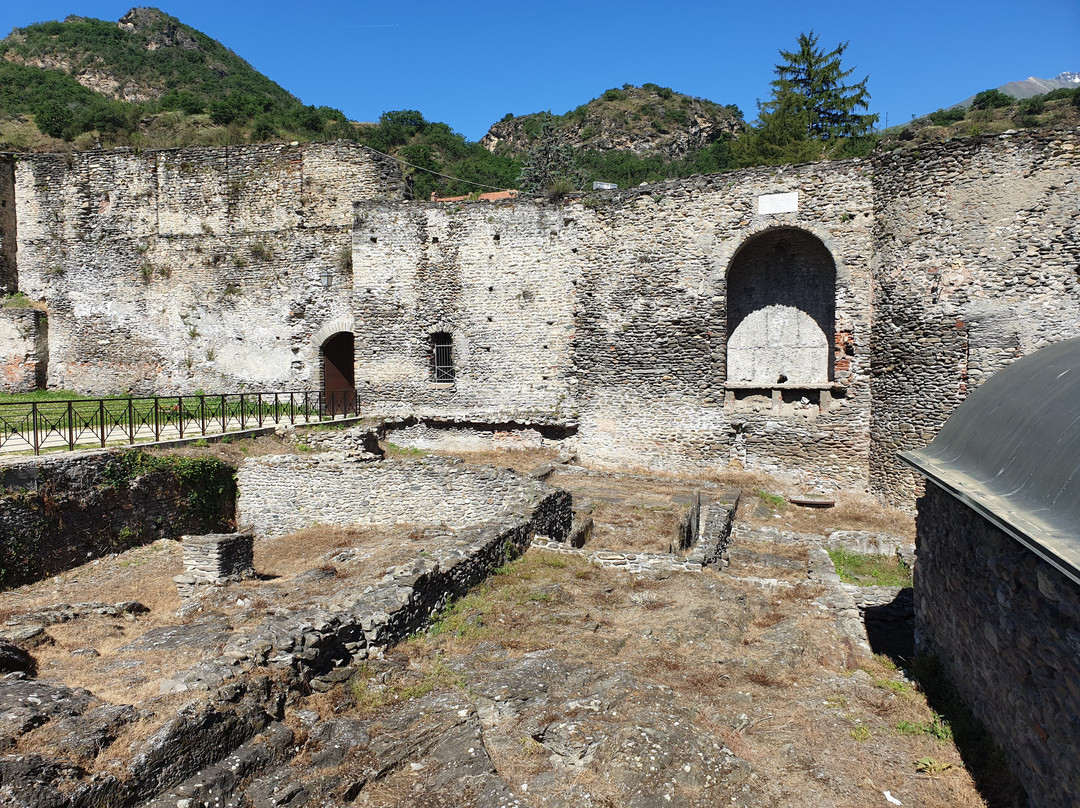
[[480, 84, 745, 161]]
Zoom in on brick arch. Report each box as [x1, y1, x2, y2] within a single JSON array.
[[310, 316, 356, 347], [709, 221, 848, 289]]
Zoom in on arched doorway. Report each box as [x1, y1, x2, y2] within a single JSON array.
[[321, 331, 355, 415], [726, 228, 836, 386]]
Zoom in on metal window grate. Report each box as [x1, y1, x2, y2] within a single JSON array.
[[432, 333, 454, 383]]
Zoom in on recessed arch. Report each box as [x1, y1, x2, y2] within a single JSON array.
[[725, 227, 836, 386]]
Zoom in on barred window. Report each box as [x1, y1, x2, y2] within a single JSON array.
[[431, 332, 454, 383]]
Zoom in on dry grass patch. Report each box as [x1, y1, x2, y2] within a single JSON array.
[[151, 433, 306, 464], [587, 500, 681, 553], [428, 446, 560, 473], [252, 524, 419, 580], [736, 484, 914, 540]]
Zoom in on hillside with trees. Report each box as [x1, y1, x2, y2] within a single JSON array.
[[882, 86, 1080, 149], [1, 10, 1074, 199]]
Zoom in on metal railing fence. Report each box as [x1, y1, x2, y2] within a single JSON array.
[[0, 389, 360, 455]]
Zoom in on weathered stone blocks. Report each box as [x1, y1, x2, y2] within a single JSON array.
[[175, 532, 255, 598], [915, 483, 1080, 808]]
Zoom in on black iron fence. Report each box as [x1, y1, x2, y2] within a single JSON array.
[[0, 389, 360, 455]]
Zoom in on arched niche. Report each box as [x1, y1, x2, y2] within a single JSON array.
[[726, 228, 836, 387]]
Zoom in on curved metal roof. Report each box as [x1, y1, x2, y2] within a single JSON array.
[[900, 336, 1080, 584]]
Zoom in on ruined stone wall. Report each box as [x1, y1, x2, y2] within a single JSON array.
[[383, 418, 569, 454], [567, 163, 874, 485], [870, 131, 1080, 505], [236, 454, 563, 539], [0, 157, 16, 293], [350, 201, 578, 425], [0, 307, 46, 392], [0, 449, 236, 589], [352, 162, 875, 488], [914, 483, 1080, 808], [10, 142, 403, 394]]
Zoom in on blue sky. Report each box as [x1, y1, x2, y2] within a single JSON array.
[[1, 0, 1077, 141]]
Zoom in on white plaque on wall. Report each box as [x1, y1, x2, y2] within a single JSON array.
[[757, 191, 799, 215]]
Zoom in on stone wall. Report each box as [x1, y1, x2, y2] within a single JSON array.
[[7, 142, 403, 394], [870, 130, 1080, 504], [350, 201, 578, 425], [382, 417, 571, 454], [236, 453, 569, 540], [353, 160, 876, 489], [2, 131, 1079, 502], [0, 449, 236, 588], [0, 307, 46, 392], [567, 163, 874, 485], [914, 483, 1080, 808], [0, 157, 15, 293]]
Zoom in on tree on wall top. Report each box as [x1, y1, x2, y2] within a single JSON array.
[[736, 32, 879, 166]]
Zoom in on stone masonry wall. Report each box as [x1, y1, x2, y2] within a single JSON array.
[[870, 130, 1080, 505], [9, 142, 403, 394], [353, 160, 875, 489], [236, 453, 565, 539], [0, 449, 236, 588], [567, 162, 874, 485], [0, 307, 46, 392], [3, 131, 1079, 501], [350, 201, 578, 425], [0, 157, 15, 293], [914, 483, 1080, 808]]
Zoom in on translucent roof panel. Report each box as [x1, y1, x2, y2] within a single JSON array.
[[900, 336, 1080, 584]]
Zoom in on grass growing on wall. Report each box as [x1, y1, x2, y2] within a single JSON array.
[[103, 449, 237, 519], [0, 450, 236, 589]]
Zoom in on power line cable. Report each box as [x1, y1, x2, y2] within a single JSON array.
[[361, 144, 512, 192]]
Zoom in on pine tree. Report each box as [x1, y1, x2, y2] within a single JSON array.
[[764, 31, 878, 141], [517, 116, 586, 199]]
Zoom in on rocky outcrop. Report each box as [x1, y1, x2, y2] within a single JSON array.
[[480, 85, 745, 161], [117, 8, 203, 53]]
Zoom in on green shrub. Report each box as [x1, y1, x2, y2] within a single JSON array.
[[927, 107, 966, 126], [969, 89, 1014, 110]]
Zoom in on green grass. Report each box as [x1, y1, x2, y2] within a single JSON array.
[[756, 490, 786, 509], [896, 716, 953, 742], [385, 442, 428, 457], [849, 725, 871, 741], [827, 548, 912, 587]]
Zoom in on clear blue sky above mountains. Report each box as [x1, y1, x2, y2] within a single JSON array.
[[2, 0, 1077, 141]]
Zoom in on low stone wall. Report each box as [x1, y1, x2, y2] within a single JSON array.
[[0, 487, 572, 804], [236, 454, 566, 539], [382, 418, 572, 454], [0, 450, 236, 589], [0, 308, 46, 392], [294, 422, 382, 455], [914, 483, 1080, 808]]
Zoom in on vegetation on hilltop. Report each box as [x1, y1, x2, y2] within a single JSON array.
[[1, 10, 1074, 197], [355, 110, 522, 200], [883, 86, 1080, 148], [483, 83, 745, 190], [0, 9, 352, 149]]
